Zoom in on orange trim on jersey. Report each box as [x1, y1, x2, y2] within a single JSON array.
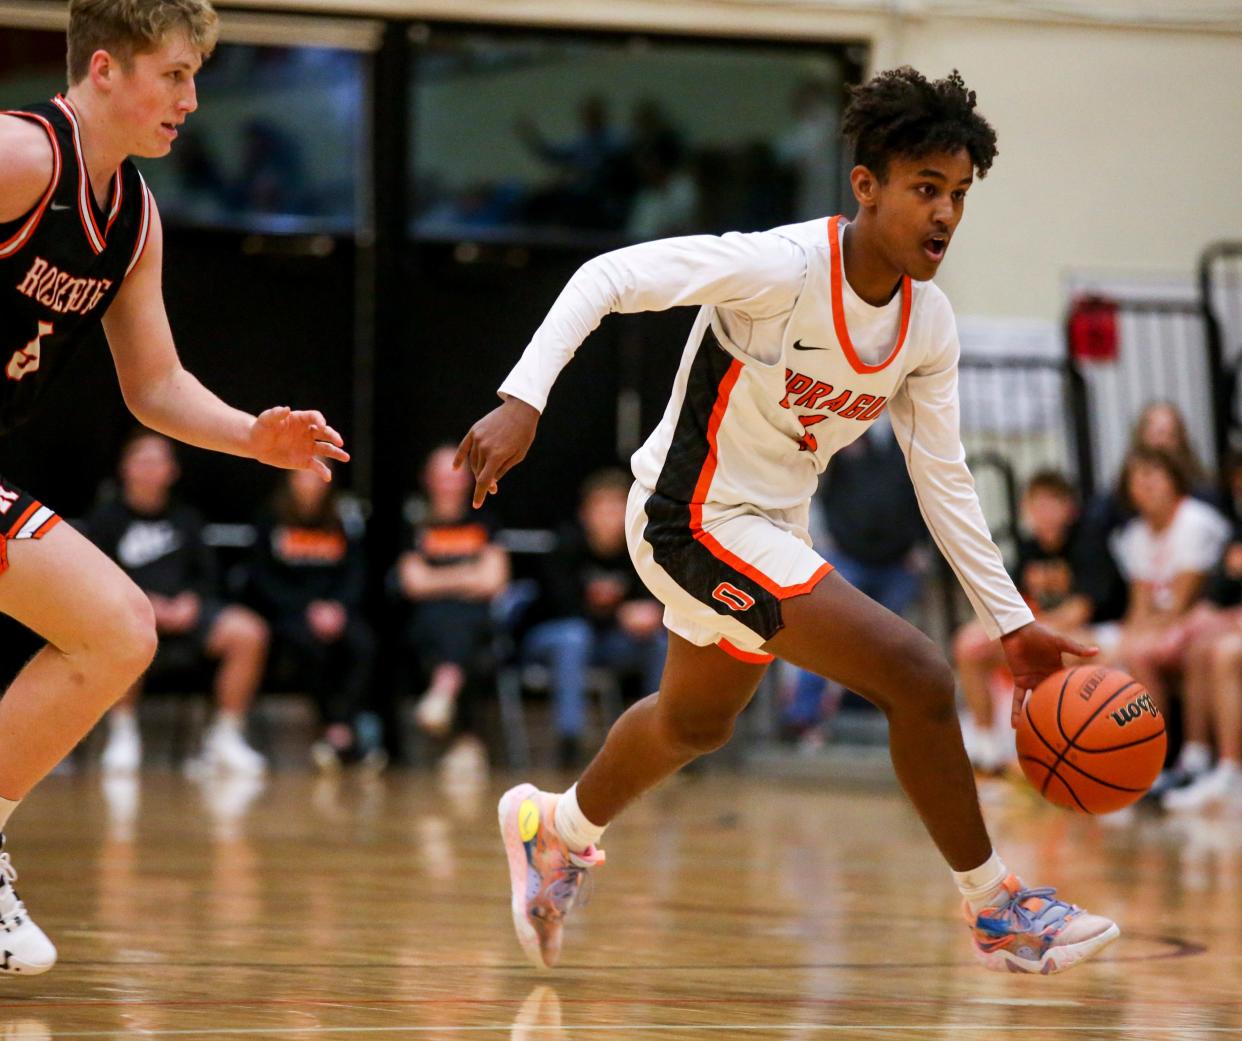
[[126, 182, 153, 277], [0, 111, 63, 259], [716, 638, 774, 665], [827, 215, 912, 375], [686, 357, 836, 602], [52, 96, 106, 255], [104, 168, 123, 236], [34, 514, 62, 539], [5, 501, 40, 539]]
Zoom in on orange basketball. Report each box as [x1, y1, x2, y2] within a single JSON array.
[[1015, 666, 1166, 813]]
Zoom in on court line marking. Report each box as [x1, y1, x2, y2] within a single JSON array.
[[30, 1026, 1242, 1038]]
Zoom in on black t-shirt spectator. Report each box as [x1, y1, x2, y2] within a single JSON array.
[[526, 524, 649, 631], [85, 497, 217, 599], [251, 506, 366, 617], [1012, 519, 1125, 623], [403, 500, 499, 572], [1206, 519, 1242, 608]]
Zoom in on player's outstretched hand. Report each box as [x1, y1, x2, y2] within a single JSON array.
[[250, 406, 350, 481], [999, 621, 1098, 729], [454, 396, 540, 509]]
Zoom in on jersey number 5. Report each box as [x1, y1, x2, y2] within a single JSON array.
[[6, 321, 53, 382]]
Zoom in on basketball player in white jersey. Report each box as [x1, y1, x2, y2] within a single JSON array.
[[459, 68, 1118, 975], [0, 0, 347, 974]]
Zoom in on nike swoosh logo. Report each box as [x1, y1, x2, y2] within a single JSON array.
[[792, 339, 830, 352], [50, 202, 71, 211]]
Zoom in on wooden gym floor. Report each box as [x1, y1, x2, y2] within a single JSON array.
[[0, 767, 1238, 1039]]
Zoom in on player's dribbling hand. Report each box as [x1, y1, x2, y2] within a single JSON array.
[[454, 396, 540, 508], [250, 406, 350, 481], [999, 621, 1099, 729]]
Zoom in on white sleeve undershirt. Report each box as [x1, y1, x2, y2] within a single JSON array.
[[498, 231, 806, 412], [888, 306, 1035, 640]]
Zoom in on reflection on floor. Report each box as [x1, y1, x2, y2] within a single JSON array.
[[1, 768, 1239, 1039]]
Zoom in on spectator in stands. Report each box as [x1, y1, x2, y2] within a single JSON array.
[[953, 470, 1124, 773], [1160, 452, 1242, 810], [1086, 400, 1216, 545], [522, 469, 666, 768], [1108, 446, 1230, 797], [515, 96, 626, 230], [398, 445, 510, 774], [782, 419, 926, 750], [87, 430, 269, 775], [250, 467, 381, 771], [626, 135, 698, 241], [776, 77, 841, 222]]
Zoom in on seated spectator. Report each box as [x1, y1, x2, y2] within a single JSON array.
[[522, 469, 666, 768], [397, 446, 510, 774], [1085, 400, 1217, 544], [1108, 446, 1230, 797], [783, 419, 926, 750], [1161, 453, 1242, 810], [87, 430, 269, 775], [953, 470, 1124, 773], [250, 467, 381, 771]]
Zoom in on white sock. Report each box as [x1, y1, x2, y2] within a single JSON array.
[[0, 796, 18, 833], [952, 850, 1009, 913], [110, 708, 138, 733], [1178, 741, 1212, 775], [554, 784, 607, 853]]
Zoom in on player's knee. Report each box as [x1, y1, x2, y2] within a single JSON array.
[[883, 639, 956, 722], [103, 586, 158, 680], [661, 705, 735, 756]]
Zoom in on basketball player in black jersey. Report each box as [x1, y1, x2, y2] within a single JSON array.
[[0, 0, 347, 975]]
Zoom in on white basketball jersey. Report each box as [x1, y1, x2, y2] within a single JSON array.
[[499, 216, 1033, 638]]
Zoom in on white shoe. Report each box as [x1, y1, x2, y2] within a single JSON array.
[[201, 718, 267, 776], [1163, 762, 1242, 812], [101, 714, 142, 774], [0, 838, 57, 976], [414, 685, 456, 737]]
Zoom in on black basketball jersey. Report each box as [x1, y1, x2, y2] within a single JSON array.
[[0, 95, 153, 438]]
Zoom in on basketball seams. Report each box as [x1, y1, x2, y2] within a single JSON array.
[[1065, 679, 1143, 745], [1073, 727, 1167, 754], [1018, 754, 1090, 813], [1047, 678, 1141, 782], [1021, 668, 1166, 812], [1053, 666, 1080, 745]]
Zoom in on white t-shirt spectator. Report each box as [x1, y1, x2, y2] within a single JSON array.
[[1110, 497, 1231, 611]]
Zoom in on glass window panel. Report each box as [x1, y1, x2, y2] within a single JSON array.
[[411, 30, 848, 246], [0, 30, 367, 235]]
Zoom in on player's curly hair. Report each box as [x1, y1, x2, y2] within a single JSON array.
[[842, 67, 998, 181]]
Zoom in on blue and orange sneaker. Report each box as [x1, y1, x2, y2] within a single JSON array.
[[967, 874, 1119, 974], [498, 784, 605, 969]]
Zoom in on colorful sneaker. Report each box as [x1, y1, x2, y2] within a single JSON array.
[[0, 836, 57, 976], [498, 783, 604, 969], [967, 875, 1119, 974]]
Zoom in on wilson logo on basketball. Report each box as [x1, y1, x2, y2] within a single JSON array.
[[712, 582, 754, 612], [1109, 692, 1160, 728]]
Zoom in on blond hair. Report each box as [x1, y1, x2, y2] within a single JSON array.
[[68, 0, 219, 84]]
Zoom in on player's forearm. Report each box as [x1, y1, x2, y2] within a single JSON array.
[[125, 363, 255, 458]]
